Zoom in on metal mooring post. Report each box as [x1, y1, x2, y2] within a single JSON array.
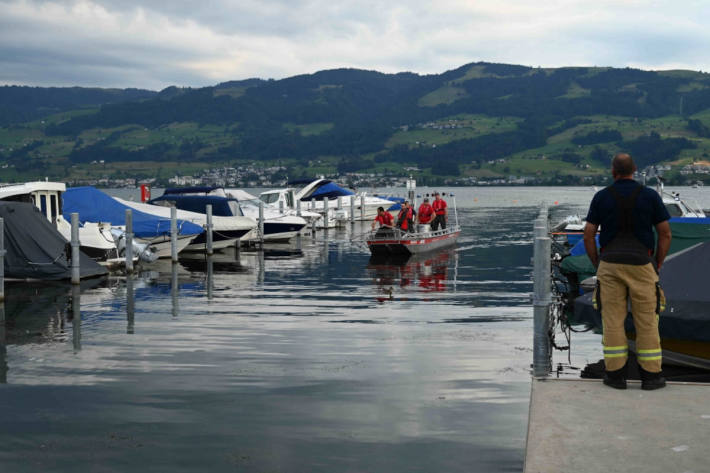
[[360, 195, 365, 220], [125, 209, 133, 273], [170, 207, 178, 263], [258, 200, 265, 247], [323, 197, 329, 228], [533, 206, 552, 377], [0, 218, 5, 302], [71, 213, 81, 285], [206, 204, 214, 256], [349, 196, 355, 225], [296, 199, 302, 217]]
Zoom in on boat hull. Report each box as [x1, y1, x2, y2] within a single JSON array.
[[366, 228, 460, 256], [137, 235, 193, 259], [185, 228, 251, 251]]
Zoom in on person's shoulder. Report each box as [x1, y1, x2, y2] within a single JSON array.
[[591, 186, 612, 202]]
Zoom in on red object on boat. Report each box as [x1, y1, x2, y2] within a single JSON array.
[[140, 184, 151, 202]]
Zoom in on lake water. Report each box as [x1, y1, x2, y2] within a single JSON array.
[[1, 186, 708, 472]]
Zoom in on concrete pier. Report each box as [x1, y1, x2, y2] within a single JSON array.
[[525, 378, 709, 473]]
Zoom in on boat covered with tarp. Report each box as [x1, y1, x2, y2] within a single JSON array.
[[64, 187, 204, 239], [573, 240, 710, 370], [1, 201, 107, 281], [559, 216, 710, 289]]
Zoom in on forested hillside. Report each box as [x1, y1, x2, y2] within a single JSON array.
[[2, 63, 710, 184]]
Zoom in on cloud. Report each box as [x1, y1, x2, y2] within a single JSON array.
[[1, 0, 710, 89]]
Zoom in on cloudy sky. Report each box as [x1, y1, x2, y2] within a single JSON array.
[[2, 0, 710, 90]]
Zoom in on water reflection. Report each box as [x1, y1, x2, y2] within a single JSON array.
[[171, 261, 179, 318], [0, 203, 542, 472], [368, 250, 454, 301], [71, 285, 81, 352], [0, 304, 6, 384], [126, 275, 135, 334]]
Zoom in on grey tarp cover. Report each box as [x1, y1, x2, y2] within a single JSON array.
[[574, 240, 710, 342], [1, 202, 108, 280]]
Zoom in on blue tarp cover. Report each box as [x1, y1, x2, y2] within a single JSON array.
[[150, 194, 238, 217], [303, 182, 354, 201], [63, 187, 202, 238], [569, 234, 599, 256]]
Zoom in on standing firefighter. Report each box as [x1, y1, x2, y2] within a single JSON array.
[[431, 192, 447, 231], [396, 201, 414, 232], [583, 153, 671, 390], [417, 198, 434, 225]]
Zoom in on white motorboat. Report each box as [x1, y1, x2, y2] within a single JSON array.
[[0, 181, 124, 264], [258, 188, 336, 228], [122, 197, 256, 252], [149, 187, 305, 243], [224, 189, 311, 239], [262, 178, 396, 222]]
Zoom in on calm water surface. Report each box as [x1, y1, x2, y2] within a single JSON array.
[[1, 186, 708, 472]]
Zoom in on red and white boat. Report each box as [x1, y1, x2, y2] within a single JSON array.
[[365, 224, 461, 256]]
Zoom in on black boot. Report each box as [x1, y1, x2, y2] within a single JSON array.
[[603, 365, 627, 390], [639, 366, 666, 391]]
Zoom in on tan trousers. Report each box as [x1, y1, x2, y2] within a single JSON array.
[[597, 261, 662, 373]]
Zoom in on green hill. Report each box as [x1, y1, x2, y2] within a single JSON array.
[[2, 63, 710, 184]]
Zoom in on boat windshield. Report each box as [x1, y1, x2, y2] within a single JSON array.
[[238, 197, 265, 211], [260, 193, 279, 204], [665, 203, 683, 217]]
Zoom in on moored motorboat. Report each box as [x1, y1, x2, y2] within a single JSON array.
[[63, 187, 203, 258], [263, 178, 396, 222], [0, 181, 125, 263], [572, 240, 710, 370], [151, 187, 306, 243]]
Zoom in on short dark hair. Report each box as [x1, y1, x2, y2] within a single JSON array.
[[612, 153, 635, 177], [377, 206, 384, 212]]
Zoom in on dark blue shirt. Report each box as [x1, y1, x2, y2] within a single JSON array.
[[585, 179, 670, 251]]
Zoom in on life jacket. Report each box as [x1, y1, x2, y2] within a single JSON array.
[[432, 199, 447, 216], [599, 184, 653, 266], [418, 203, 434, 223], [397, 207, 414, 231]]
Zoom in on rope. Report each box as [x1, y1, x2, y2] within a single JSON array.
[[27, 251, 67, 266]]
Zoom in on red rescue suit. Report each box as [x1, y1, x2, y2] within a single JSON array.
[[418, 203, 434, 224], [374, 212, 394, 227], [432, 198, 447, 216], [397, 207, 414, 231]]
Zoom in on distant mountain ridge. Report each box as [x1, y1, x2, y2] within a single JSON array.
[[2, 62, 710, 183], [0, 85, 157, 126]]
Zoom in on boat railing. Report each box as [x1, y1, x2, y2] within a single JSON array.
[[360, 224, 461, 242]]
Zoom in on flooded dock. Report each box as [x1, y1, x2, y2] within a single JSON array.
[[525, 378, 709, 473]]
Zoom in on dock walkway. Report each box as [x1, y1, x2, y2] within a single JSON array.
[[525, 378, 709, 473]]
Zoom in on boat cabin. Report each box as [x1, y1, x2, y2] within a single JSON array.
[[0, 181, 66, 225]]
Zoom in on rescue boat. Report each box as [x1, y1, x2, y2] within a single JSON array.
[[365, 224, 461, 256]]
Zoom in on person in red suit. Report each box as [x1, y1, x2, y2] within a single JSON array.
[[372, 206, 394, 230], [417, 198, 434, 226], [431, 192, 448, 231], [396, 201, 414, 232]]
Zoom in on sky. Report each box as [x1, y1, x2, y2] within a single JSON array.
[[2, 0, 710, 90]]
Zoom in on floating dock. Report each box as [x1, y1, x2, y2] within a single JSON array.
[[524, 378, 709, 473]]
